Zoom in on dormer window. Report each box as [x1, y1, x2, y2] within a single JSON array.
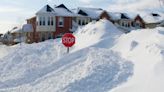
[[58, 17, 64, 27], [152, 13, 160, 17]]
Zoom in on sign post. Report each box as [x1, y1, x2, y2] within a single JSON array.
[[62, 33, 75, 53]]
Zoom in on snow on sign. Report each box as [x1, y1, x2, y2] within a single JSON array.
[[62, 33, 75, 53]]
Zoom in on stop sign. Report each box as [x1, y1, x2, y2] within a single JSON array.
[[62, 33, 75, 47]]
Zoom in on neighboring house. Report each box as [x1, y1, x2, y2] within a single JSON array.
[[22, 24, 34, 43], [133, 15, 145, 28], [76, 7, 104, 21], [108, 13, 134, 32], [158, 20, 164, 27], [1, 25, 33, 45], [0, 33, 3, 43], [141, 13, 164, 28]]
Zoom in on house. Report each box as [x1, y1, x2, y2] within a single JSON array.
[[107, 13, 134, 32], [22, 24, 34, 43], [0, 33, 3, 43], [27, 17, 36, 42], [158, 20, 164, 27], [27, 4, 89, 43], [76, 7, 105, 21], [133, 15, 145, 28], [1, 27, 21, 45], [141, 13, 164, 28], [1, 24, 33, 45]]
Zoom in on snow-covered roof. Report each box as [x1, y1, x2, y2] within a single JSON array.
[[107, 12, 121, 20], [36, 5, 55, 14], [54, 7, 75, 17], [108, 12, 136, 20], [77, 7, 104, 20], [36, 4, 79, 17], [140, 13, 164, 24], [22, 24, 33, 32], [10, 27, 22, 33]]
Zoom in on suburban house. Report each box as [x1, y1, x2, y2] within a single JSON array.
[[158, 20, 164, 27], [141, 13, 164, 28], [1, 24, 33, 45], [133, 15, 145, 28], [0, 33, 2, 42], [27, 4, 89, 43], [76, 7, 107, 21]]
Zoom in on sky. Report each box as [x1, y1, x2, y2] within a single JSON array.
[[0, 0, 163, 33]]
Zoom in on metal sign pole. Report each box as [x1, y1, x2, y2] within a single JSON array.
[[67, 47, 69, 53]]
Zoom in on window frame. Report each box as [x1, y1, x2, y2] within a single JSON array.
[[58, 17, 64, 27]]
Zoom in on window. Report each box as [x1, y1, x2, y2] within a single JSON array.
[[43, 17, 45, 25], [122, 22, 124, 26], [51, 17, 53, 26], [58, 17, 64, 27], [39, 17, 42, 26], [78, 20, 81, 25], [39, 17, 46, 26], [48, 17, 50, 26]]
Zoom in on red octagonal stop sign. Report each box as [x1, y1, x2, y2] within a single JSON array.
[[62, 33, 75, 47]]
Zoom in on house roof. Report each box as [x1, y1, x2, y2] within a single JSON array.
[[36, 5, 55, 14], [36, 4, 79, 17], [107, 12, 135, 20], [54, 4, 77, 17], [140, 13, 164, 24], [77, 7, 104, 20], [10, 27, 22, 33]]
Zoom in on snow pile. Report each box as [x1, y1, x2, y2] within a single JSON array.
[[0, 40, 66, 88], [0, 19, 133, 92], [74, 19, 122, 51], [0, 47, 133, 92], [111, 27, 164, 92], [0, 45, 16, 59]]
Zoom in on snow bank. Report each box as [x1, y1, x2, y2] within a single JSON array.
[[0, 40, 66, 88], [74, 19, 122, 51], [111, 27, 164, 92], [0, 47, 133, 92]]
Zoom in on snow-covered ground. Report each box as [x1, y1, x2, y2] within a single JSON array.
[[0, 19, 164, 92], [111, 27, 164, 92]]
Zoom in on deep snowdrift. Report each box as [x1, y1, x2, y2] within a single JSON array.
[[0, 19, 133, 92], [111, 27, 164, 92], [74, 19, 122, 51], [1, 19, 163, 92]]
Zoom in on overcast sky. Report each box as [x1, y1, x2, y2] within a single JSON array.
[[0, 0, 163, 33]]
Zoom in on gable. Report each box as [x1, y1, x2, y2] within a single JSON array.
[[46, 5, 54, 12], [121, 13, 129, 19], [152, 13, 160, 17], [56, 4, 72, 13], [78, 10, 88, 16]]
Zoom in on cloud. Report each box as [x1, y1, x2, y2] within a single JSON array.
[[108, 0, 163, 12], [79, 0, 92, 4], [0, 6, 22, 13]]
